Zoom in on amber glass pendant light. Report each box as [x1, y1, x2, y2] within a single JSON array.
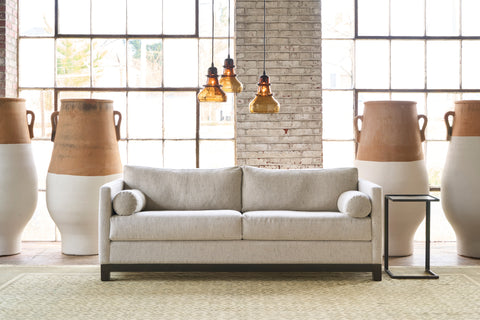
[[249, 0, 280, 113], [219, 0, 243, 93], [198, 0, 227, 103]]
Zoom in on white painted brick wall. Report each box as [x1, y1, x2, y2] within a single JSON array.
[[235, 0, 322, 169]]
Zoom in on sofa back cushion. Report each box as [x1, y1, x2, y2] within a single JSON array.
[[242, 166, 358, 212], [123, 165, 242, 211]]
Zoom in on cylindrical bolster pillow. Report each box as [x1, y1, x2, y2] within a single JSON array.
[[113, 189, 146, 216], [337, 190, 372, 218]]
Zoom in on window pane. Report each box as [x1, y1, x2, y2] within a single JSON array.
[[214, 0, 229, 38], [164, 140, 196, 168], [128, 40, 163, 87], [57, 91, 91, 106], [462, 92, 480, 100], [391, 0, 424, 36], [199, 39, 228, 87], [128, 140, 163, 167], [92, 91, 127, 139], [127, 92, 163, 139], [19, 89, 54, 140], [391, 40, 425, 89], [164, 92, 196, 139], [462, 0, 480, 36], [200, 94, 234, 139], [164, 39, 198, 87], [355, 40, 389, 89], [22, 192, 56, 241], [357, 0, 389, 36], [462, 41, 480, 89], [200, 140, 235, 168], [92, 39, 126, 87], [426, 93, 460, 140], [127, 0, 162, 34], [321, 0, 354, 38], [19, 39, 54, 87], [92, 0, 126, 34], [199, 0, 212, 37], [19, 0, 54, 36], [31, 141, 53, 190], [322, 40, 353, 89], [164, 0, 196, 35], [427, 41, 460, 89], [56, 39, 91, 87], [323, 141, 355, 168], [58, 0, 90, 34], [322, 90, 354, 140], [426, 141, 449, 187], [426, 0, 459, 36]]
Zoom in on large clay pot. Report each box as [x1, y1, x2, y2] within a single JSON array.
[[442, 100, 480, 258], [0, 98, 37, 256], [354, 101, 429, 256], [47, 99, 122, 255]]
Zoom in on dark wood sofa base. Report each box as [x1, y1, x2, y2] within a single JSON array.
[[101, 263, 382, 281]]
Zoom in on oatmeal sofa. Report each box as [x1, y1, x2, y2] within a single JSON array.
[[99, 165, 383, 281]]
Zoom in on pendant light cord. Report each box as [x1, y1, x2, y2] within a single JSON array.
[[211, 0, 215, 67], [263, 0, 266, 76], [227, 0, 231, 58]]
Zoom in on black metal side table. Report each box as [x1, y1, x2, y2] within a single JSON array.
[[384, 194, 440, 279]]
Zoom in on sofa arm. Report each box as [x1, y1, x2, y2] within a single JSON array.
[[99, 178, 124, 264], [359, 179, 383, 265]]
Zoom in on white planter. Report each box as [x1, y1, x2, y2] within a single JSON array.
[[355, 160, 429, 256], [46, 173, 121, 255], [47, 99, 122, 255], [0, 145, 38, 255], [354, 101, 429, 256], [0, 98, 37, 256], [442, 100, 480, 258]]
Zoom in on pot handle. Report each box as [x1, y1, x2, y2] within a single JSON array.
[[444, 111, 455, 141], [114, 111, 122, 141], [354, 115, 363, 143], [26, 110, 35, 139], [417, 115, 427, 142], [50, 111, 59, 142]]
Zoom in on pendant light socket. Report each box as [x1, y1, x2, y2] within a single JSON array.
[[220, 58, 243, 93]]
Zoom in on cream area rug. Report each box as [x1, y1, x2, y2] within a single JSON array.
[[1, 266, 480, 320]]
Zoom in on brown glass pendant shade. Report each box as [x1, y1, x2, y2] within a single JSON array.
[[198, 0, 227, 103], [249, 73, 280, 113], [249, 0, 279, 113], [220, 57, 243, 93], [198, 65, 227, 102]]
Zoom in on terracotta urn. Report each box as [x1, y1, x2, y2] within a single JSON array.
[[354, 101, 429, 256], [0, 98, 37, 256], [46, 99, 122, 255], [442, 100, 480, 258]]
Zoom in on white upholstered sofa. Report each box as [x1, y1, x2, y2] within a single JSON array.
[[99, 165, 383, 281]]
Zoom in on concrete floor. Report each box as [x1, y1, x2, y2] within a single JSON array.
[[0, 241, 479, 266]]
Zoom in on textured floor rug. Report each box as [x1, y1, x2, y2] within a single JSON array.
[[1, 266, 479, 320]]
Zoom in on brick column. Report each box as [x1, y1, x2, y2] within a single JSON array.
[[235, 0, 322, 169], [0, 0, 18, 97]]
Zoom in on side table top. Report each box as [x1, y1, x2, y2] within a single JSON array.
[[385, 194, 439, 202]]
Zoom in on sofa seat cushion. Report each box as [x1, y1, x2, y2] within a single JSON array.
[[242, 211, 372, 241], [110, 210, 242, 241]]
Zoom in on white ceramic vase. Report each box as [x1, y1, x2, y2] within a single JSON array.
[[47, 99, 122, 255], [0, 98, 37, 256], [354, 101, 429, 256], [442, 100, 480, 258]]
